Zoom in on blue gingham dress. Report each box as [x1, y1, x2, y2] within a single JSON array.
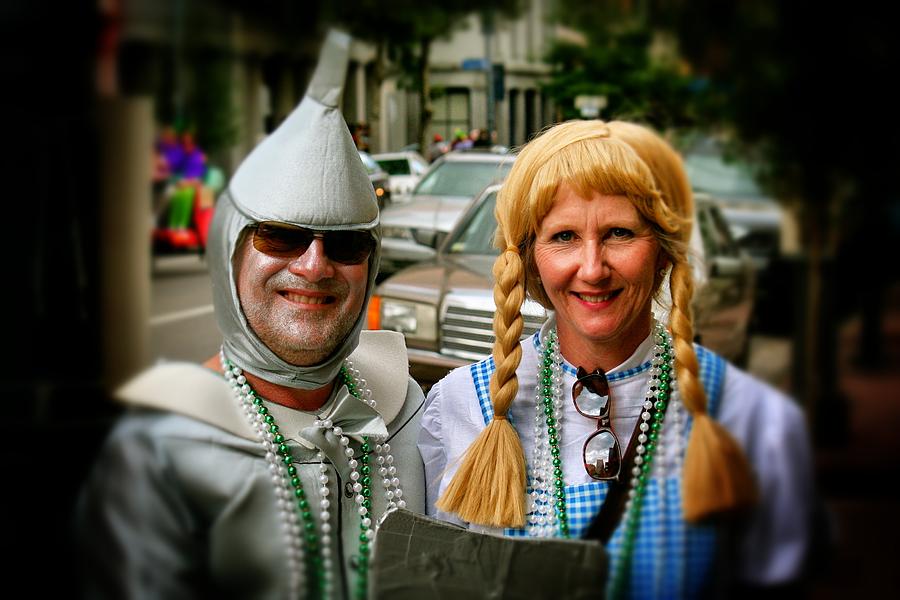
[[470, 332, 726, 599]]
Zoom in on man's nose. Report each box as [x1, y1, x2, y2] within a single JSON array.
[[287, 237, 334, 281]]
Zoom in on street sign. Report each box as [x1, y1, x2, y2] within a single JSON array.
[[462, 57, 489, 71], [575, 95, 607, 118]]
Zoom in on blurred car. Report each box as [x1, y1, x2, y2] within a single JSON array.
[[372, 151, 430, 201], [683, 138, 787, 334], [358, 150, 391, 209], [682, 138, 784, 272], [369, 184, 756, 388], [378, 150, 515, 275]]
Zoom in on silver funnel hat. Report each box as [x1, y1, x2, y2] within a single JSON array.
[[208, 30, 381, 389]]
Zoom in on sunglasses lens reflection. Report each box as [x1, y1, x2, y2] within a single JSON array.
[[574, 384, 609, 417], [325, 230, 376, 264], [253, 224, 313, 257], [584, 429, 621, 480], [573, 373, 610, 418]]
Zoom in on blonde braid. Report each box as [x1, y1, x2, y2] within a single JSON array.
[[435, 246, 528, 526], [669, 261, 758, 521]]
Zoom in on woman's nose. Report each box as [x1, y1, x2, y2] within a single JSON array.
[[578, 241, 610, 282], [287, 237, 334, 281]]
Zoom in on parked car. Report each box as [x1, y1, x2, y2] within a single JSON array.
[[682, 138, 787, 334], [378, 150, 515, 276], [358, 150, 391, 209], [372, 151, 430, 201], [682, 138, 784, 272], [369, 184, 756, 388]]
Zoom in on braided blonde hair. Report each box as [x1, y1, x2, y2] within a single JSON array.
[[437, 119, 756, 527]]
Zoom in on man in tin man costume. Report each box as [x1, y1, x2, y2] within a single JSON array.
[[76, 31, 426, 599]]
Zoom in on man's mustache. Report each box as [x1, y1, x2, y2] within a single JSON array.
[[268, 274, 347, 295]]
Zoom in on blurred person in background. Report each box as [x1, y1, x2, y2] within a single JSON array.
[[177, 129, 207, 181], [155, 124, 183, 177], [451, 127, 473, 150], [75, 31, 425, 599], [427, 132, 449, 162], [419, 119, 814, 597], [472, 127, 492, 149]]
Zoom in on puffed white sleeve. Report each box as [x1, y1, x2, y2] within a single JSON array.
[[417, 379, 448, 518], [717, 365, 815, 585]]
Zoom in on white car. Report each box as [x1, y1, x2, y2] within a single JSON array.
[[378, 150, 515, 275], [371, 151, 430, 202]]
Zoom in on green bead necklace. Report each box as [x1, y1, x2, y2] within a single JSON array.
[[607, 324, 674, 599], [530, 323, 675, 599], [222, 352, 404, 600], [527, 328, 571, 537]]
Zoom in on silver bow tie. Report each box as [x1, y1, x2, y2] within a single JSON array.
[[299, 384, 388, 480]]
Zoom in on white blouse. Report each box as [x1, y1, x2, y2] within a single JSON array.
[[418, 318, 814, 587]]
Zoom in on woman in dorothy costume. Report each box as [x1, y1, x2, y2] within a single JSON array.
[[417, 120, 814, 598]]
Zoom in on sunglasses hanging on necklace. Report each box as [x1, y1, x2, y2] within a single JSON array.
[[574, 366, 622, 481]]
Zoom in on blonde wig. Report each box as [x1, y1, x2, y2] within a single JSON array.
[[436, 120, 757, 527]]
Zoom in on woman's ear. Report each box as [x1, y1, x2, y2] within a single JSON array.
[[656, 253, 671, 272]]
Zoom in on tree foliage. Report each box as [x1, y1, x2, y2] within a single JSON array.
[[643, 1, 900, 431], [542, 1, 703, 132]]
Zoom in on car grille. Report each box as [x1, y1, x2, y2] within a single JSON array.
[[440, 305, 547, 361]]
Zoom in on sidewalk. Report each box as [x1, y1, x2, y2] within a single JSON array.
[[808, 283, 900, 597]]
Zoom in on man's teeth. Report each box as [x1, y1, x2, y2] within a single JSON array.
[[285, 293, 330, 304], [578, 292, 613, 302]]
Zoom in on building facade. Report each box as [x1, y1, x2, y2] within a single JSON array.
[[116, 1, 562, 174], [345, 2, 559, 155]]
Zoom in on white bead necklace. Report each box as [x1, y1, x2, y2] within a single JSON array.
[[526, 321, 678, 543], [220, 351, 405, 600], [528, 328, 565, 538]]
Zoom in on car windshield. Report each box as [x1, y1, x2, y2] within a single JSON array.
[[413, 160, 512, 197], [446, 191, 500, 255], [358, 152, 380, 175], [375, 158, 410, 175]]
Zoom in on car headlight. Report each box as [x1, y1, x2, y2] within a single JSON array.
[[380, 298, 437, 342], [381, 226, 414, 240]]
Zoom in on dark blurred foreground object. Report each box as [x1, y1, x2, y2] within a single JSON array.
[[369, 509, 608, 599]]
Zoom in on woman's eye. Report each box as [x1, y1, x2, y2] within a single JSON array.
[[609, 228, 633, 239], [553, 231, 575, 242]]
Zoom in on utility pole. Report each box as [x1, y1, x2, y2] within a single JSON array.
[[482, 9, 496, 137]]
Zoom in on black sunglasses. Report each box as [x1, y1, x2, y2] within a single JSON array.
[[250, 222, 375, 265], [573, 366, 622, 481]]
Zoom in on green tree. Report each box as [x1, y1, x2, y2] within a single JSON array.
[[542, 1, 701, 132], [189, 51, 238, 157]]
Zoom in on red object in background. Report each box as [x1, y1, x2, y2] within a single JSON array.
[[153, 182, 214, 254], [153, 227, 200, 250], [194, 204, 214, 249]]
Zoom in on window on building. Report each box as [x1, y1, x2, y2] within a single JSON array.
[[525, 89, 536, 143], [429, 87, 470, 142], [508, 88, 519, 146]]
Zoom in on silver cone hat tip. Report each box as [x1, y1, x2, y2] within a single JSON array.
[[228, 29, 378, 230]]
